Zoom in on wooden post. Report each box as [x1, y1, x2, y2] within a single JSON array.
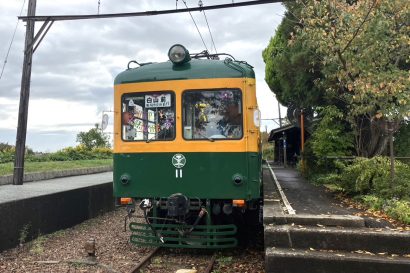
[[389, 121, 395, 187], [300, 109, 305, 174], [13, 0, 37, 185]]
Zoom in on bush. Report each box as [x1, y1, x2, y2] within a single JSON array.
[[25, 146, 112, 162], [337, 157, 410, 199], [309, 106, 354, 168], [0, 148, 15, 164], [361, 195, 410, 224]]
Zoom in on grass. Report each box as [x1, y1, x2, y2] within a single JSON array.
[[0, 159, 112, 176]]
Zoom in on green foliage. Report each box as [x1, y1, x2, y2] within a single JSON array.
[[394, 122, 410, 157], [361, 195, 410, 224], [0, 146, 14, 164], [310, 106, 354, 162], [297, 0, 410, 121], [0, 143, 34, 163], [19, 224, 30, 246], [336, 157, 410, 199], [0, 159, 112, 176], [262, 2, 325, 109], [386, 200, 410, 224], [261, 132, 275, 161], [30, 235, 47, 254], [311, 173, 342, 186], [0, 145, 112, 164], [76, 124, 110, 150], [264, 1, 409, 157], [46, 146, 112, 161]]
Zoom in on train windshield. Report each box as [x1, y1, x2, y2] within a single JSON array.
[[121, 92, 175, 142], [182, 89, 243, 140]]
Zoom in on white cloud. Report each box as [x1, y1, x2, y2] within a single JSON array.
[[0, 0, 286, 151]]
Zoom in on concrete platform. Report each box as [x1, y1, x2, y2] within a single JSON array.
[[0, 166, 112, 185], [0, 172, 114, 251]]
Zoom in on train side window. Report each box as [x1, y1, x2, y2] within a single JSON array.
[[121, 92, 175, 142], [182, 89, 243, 140]]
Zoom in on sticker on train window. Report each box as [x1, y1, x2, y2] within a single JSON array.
[[145, 94, 171, 108], [134, 104, 143, 119], [121, 91, 175, 142], [148, 110, 155, 122]]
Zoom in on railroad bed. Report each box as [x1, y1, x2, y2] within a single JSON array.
[[0, 207, 265, 273]]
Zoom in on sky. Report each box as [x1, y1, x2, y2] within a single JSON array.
[[0, 0, 287, 152]]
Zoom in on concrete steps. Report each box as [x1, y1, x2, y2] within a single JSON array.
[[265, 224, 410, 255], [266, 247, 410, 273], [262, 166, 410, 273]]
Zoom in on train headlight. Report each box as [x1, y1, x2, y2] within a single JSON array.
[[253, 109, 261, 127], [168, 44, 191, 64]]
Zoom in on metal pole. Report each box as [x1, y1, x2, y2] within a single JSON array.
[[278, 101, 282, 127], [283, 132, 287, 167], [13, 0, 36, 185]]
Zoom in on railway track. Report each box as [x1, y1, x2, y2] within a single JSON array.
[[129, 247, 217, 273]]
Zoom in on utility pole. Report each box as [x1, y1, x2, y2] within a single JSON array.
[[13, 0, 36, 185], [278, 101, 282, 127], [283, 132, 287, 167]]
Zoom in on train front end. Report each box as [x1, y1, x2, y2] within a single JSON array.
[[113, 45, 262, 248]]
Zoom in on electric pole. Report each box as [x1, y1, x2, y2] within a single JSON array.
[[13, 0, 36, 185]]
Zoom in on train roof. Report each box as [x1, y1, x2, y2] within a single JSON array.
[[114, 59, 255, 85]]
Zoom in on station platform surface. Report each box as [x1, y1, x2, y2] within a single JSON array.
[[0, 172, 113, 204], [0, 172, 114, 251], [268, 166, 392, 227], [271, 167, 354, 215]]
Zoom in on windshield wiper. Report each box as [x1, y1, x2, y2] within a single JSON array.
[[196, 131, 214, 142], [146, 136, 156, 143]]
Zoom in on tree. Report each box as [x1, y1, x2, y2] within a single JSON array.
[[262, 2, 326, 110], [76, 124, 110, 150], [394, 121, 410, 157], [310, 106, 354, 159], [295, 0, 410, 157]]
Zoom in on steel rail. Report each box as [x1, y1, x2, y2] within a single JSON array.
[[129, 247, 160, 273], [204, 253, 217, 273], [18, 0, 283, 22]]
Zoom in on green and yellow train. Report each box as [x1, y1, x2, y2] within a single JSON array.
[[113, 45, 262, 248]]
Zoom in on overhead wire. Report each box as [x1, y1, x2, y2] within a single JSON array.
[[199, 0, 217, 54], [0, 0, 27, 80], [181, 0, 209, 52]]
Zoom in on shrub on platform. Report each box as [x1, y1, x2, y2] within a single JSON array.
[[361, 195, 410, 225], [338, 157, 410, 200]]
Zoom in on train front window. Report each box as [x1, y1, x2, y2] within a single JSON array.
[[182, 89, 243, 140], [121, 92, 175, 142]]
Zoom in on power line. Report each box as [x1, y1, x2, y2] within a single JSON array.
[[0, 0, 27, 80], [181, 0, 208, 52], [199, 0, 218, 54], [19, 0, 284, 22]]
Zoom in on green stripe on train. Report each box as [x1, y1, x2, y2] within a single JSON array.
[[114, 59, 255, 85], [113, 152, 261, 199]]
